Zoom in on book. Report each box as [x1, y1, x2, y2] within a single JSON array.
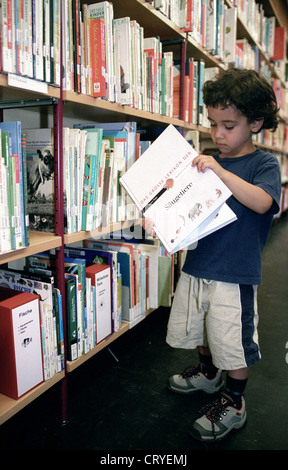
[[0, 286, 44, 399], [64, 257, 87, 355], [112, 17, 132, 105], [120, 124, 236, 255], [86, 263, 112, 344], [0, 121, 26, 249], [88, 17, 106, 98], [65, 276, 78, 361], [24, 128, 54, 232], [224, 7, 237, 64], [87, 1, 114, 101], [271, 27, 287, 61]]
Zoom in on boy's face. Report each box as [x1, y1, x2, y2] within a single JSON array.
[[207, 105, 262, 158]]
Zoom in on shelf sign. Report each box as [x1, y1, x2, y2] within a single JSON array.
[[8, 74, 48, 94]]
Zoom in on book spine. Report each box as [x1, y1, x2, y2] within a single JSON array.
[[89, 17, 106, 98], [65, 277, 78, 361]]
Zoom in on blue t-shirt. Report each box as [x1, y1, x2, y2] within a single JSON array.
[[182, 149, 281, 285]]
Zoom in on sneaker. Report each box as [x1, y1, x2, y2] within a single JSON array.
[[190, 393, 247, 442], [168, 366, 224, 395]]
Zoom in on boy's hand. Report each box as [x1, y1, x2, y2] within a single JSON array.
[[192, 154, 225, 179], [142, 217, 156, 238]]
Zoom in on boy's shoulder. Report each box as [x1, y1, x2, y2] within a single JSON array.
[[213, 148, 278, 165]]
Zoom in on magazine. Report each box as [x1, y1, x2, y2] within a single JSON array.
[[120, 125, 236, 254]]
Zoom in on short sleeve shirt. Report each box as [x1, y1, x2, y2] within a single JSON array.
[[182, 149, 281, 285]]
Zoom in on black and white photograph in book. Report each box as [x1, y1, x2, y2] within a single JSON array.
[[25, 129, 55, 232]]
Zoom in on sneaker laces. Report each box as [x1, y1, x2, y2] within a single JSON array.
[[198, 393, 232, 440], [180, 365, 201, 379]]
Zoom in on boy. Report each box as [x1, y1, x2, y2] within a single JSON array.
[[145, 68, 281, 442]]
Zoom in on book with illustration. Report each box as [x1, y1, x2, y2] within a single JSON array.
[[120, 125, 236, 255]]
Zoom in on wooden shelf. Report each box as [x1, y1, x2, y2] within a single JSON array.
[[67, 307, 156, 373], [0, 371, 65, 425], [66, 322, 130, 372], [0, 74, 60, 101], [0, 232, 62, 265], [62, 89, 204, 130], [64, 219, 143, 245]]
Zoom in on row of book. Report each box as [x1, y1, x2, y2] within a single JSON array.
[[2, 118, 288, 252], [148, 0, 286, 66], [0, 0, 61, 86], [0, 0, 286, 95], [0, 121, 198, 249], [0, 264, 63, 384], [254, 120, 288, 155], [0, 122, 29, 254], [174, 59, 219, 126], [62, 1, 174, 117], [0, 232, 186, 398]]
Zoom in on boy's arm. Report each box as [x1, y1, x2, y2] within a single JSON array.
[[192, 155, 273, 214]]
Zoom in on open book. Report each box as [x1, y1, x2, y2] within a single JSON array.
[[120, 125, 236, 254]]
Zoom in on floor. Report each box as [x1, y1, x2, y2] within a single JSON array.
[[0, 216, 288, 452]]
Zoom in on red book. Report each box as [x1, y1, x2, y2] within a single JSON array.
[[188, 59, 194, 123], [89, 18, 106, 98], [0, 287, 44, 399], [86, 263, 112, 344], [183, 0, 192, 32], [271, 27, 287, 61]]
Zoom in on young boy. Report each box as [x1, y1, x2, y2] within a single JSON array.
[[146, 68, 281, 442]]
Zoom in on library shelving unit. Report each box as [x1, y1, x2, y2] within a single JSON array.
[[0, 0, 287, 427]]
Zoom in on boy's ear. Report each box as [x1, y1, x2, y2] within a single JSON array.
[[251, 118, 264, 133]]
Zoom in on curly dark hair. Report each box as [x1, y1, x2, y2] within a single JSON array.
[[202, 68, 279, 133]]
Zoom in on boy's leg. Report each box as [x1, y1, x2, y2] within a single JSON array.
[[167, 276, 224, 394], [189, 282, 257, 441], [168, 345, 224, 395], [190, 368, 248, 442]]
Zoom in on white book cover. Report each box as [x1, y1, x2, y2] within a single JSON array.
[[224, 7, 237, 64], [12, 298, 44, 397], [112, 17, 133, 105], [120, 125, 236, 255]]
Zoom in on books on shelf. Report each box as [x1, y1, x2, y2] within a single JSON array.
[[61, 2, 174, 117], [0, 122, 29, 254], [120, 124, 236, 255], [84, 237, 160, 328], [0, 264, 63, 380], [0, 286, 44, 399], [0, 0, 60, 86]]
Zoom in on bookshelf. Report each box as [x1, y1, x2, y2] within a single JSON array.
[[0, 0, 287, 427]]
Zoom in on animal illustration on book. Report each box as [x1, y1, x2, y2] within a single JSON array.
[[120, 65, 130, 93]]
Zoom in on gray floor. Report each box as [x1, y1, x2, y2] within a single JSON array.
[[1, 216, 288, 451]]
